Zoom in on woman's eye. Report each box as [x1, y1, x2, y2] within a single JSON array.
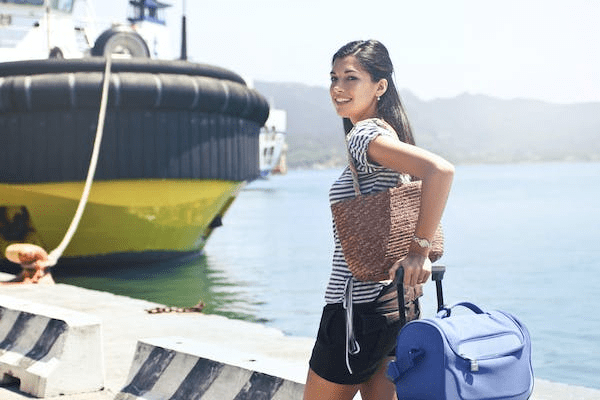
[[330, 76, 338, 82]]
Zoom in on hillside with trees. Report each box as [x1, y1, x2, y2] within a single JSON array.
[[255, 81, 600, 168]]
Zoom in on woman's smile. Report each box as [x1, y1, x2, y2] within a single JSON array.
[[333, 97, 352, 106]]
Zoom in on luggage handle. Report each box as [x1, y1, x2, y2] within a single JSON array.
[[438, 302, 486, 318], [431, 264, 446, 312], [395, 264, 447, 327]]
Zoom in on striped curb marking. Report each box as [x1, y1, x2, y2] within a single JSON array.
[[115, 337, 305, 400], [0, 295, 103, 397]]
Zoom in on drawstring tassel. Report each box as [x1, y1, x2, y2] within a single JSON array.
[[343, 278, 360, 374]]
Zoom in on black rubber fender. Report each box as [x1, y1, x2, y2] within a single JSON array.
[[0, 71, 269, 125], [91, 26, 150, 58], [0, 58, 246, 85]]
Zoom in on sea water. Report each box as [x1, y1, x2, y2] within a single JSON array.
[[58, 162, 600, 390]]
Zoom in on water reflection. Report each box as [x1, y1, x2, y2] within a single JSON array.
[[54, 253, 265, 323]]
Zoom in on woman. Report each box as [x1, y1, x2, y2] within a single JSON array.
[[303, 40, 454, 400]]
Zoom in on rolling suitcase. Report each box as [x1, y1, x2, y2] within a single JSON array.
[[387, 265, 534, 400]]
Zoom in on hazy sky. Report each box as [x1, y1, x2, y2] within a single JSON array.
[[93, 0, 600, 104]]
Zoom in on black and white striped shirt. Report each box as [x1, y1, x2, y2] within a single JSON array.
[[325, 118, 410, 304]]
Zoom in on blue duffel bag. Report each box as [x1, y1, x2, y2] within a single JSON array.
[[387, 302, 534, 400]]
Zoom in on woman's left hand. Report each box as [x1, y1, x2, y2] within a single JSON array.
[[389, 253, 431, 287]]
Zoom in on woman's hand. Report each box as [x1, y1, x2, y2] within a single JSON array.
[[389, 253, 432, 287]]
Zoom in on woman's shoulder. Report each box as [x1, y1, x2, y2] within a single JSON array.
[[350, 118, 395, 139], [354, 117, 388, 128], [346, 118, 402, 173]]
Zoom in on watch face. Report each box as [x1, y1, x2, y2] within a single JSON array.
[[414, 237, 431, 248]]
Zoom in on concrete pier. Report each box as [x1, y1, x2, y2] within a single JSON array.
[[0, 273, 598, 399]]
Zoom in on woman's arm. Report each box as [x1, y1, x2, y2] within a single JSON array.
[[367, 134, 455, 287]]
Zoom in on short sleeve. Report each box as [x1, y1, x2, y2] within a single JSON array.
[[347, 118, 396, 173]]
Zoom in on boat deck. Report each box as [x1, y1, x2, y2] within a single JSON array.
[[0, 273, 598, 400]]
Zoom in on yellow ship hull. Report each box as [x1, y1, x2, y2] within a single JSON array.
[[0, 179, 243, 261], [0, 58, 270, 265]]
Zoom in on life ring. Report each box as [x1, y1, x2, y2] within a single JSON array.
[[91, 26, 150, 58]]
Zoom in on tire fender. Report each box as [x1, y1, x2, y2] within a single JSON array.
[[92, 26, 150, 58]]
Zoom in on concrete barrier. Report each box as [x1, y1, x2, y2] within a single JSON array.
[[115, 336, 305, 400], [0, 295, 104, 397]]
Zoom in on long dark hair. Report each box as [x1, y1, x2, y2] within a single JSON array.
[[332, 40, 415, 145]]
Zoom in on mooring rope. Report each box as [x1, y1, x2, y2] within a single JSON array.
[[46, 55, 112, 266]]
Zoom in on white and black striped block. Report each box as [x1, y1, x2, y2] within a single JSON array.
[[115, 336, 305, 400], [0, 295, 104, 397]]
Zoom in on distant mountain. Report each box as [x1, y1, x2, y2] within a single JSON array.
[[254, 81, 600, 168]]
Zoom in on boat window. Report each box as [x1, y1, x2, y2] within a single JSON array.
[[2, 0, 45, 6], [49, 0, 74, 12]]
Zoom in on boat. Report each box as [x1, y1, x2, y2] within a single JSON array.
[[0, 0, 169, 61], [0, 1, 270, 265], [259, 108, 287, 178]]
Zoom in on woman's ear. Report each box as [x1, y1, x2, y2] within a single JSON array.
[[376, 78, 388, 98]]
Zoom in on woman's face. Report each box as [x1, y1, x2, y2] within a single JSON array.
[[330, 55, 385, 125]]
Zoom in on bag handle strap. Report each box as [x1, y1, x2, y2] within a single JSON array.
[[386, 348, 424, 383], [344, 134, 362, 197], [344, 118, 412, 197], [437, 302, 486, 318], [344, 118, 397, 197]]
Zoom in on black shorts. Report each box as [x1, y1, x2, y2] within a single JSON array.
[[308, 301, 402, 385], [308, 282, 422, 385]]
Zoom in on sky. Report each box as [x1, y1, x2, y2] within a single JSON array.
[[93, 0, 600, 104]]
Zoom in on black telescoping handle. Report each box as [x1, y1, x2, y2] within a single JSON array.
[[395, 267, 407, 327], [395, 264, 447, 326], [431, 264, 446, 312]]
